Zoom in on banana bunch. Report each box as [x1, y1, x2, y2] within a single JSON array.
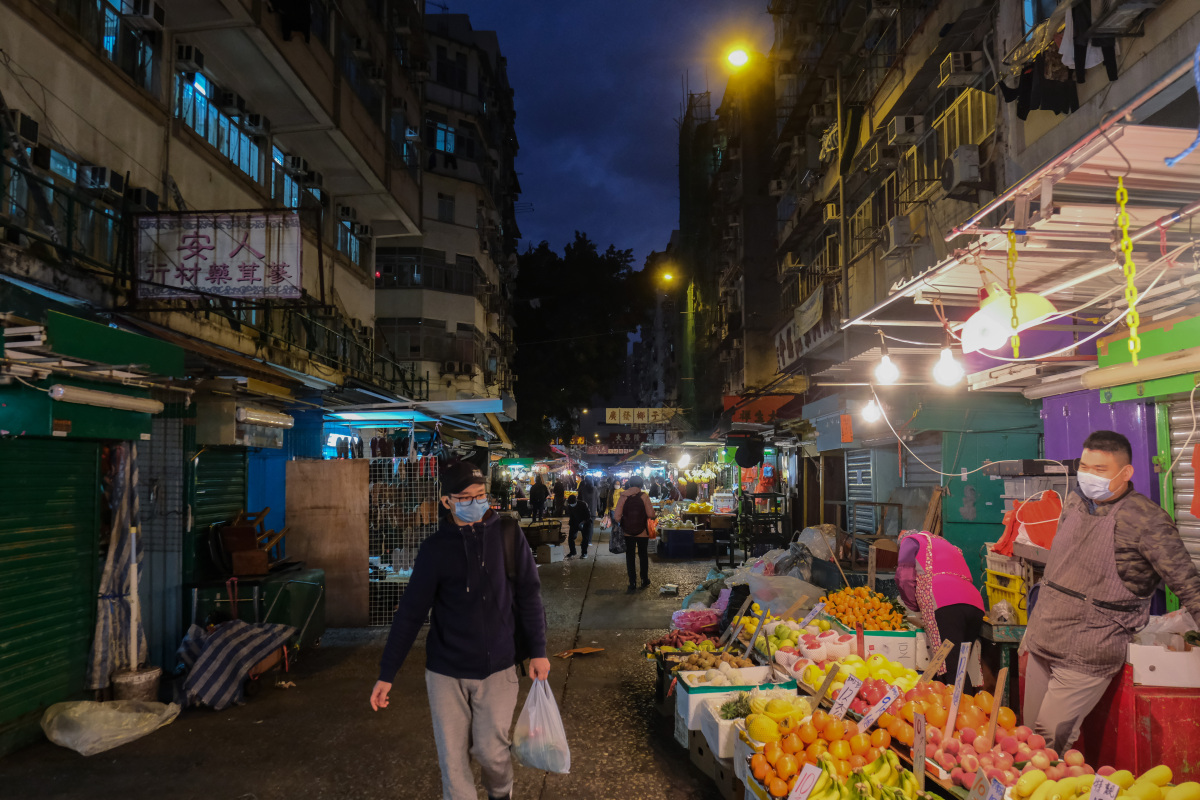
[[679, 640, 716, 653], [809, 751, 929, 800]]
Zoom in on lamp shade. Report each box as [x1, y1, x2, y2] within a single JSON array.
[[961, 282, 1057, 353]]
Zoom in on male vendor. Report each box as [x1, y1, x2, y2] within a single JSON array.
[[1023, 430, 1200, 751]]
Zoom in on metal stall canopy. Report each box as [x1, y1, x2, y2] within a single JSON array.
[[0, 439, 100, 756]]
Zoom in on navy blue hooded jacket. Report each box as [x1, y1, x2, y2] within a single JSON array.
[[378, 511, 546, 682]]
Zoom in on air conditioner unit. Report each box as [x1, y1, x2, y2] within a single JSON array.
[[125, 186, 159, 212], [283, 155, 308, 175], [338, 205, 357, 221], [768, 179, 787, 196], [1089, 0, 1163, 37], [300, 169, 323, 188], [441, 361, 459, 375], [456, 363, 475, 377], [886, 115, 924, 145], [939, 51, 986, 88], [215, 90, 246, 115], [869, 143, 898, 171], [78, 166, 125, 198], [176, 44, 205, 72], [366, 65, 386, 86], [822, 203, 840, 224], [883, 215, 914, 259], [12, 111, 38, 145], [941, 144, 981, 198], [123, 0, 164, 30], [354, 223, 372, 238], [242, 113, 270, 135], [352, 38, 372, 59], [31, 144, 52, 170]]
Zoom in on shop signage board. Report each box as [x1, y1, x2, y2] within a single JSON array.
[[605, 408, 682, 425], [136, 212, 303, 299]]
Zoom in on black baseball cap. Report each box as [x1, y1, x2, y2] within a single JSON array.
[[442, 461, 486, 495]]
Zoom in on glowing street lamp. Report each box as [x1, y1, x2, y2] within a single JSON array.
[[727, 49, 749, 68]]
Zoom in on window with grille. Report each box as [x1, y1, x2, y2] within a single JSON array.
[[437, 192, 455, 223], [176, 73, 261, 182]]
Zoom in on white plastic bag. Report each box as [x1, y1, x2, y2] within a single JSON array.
[[511, 679, 570, 773], [747, 573, 824, 617], [41, 700, 180, 756]]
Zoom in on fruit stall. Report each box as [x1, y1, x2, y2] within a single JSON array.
[[643, 572, 1199, 800]]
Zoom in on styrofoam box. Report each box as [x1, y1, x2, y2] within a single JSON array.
[[674, 699, 689, 748], [676, 667, 792, 729], [823, 616, 929, 669], [700, 698, 744, 759], [1128, 643, 1200, 688], [732, 722, 753, 784]]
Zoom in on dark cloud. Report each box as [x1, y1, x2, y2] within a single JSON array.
[[443, 1, 773, 264]]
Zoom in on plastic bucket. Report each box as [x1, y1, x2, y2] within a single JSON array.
[[112, 667, 162, 702]]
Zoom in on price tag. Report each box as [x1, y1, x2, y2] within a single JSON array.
[[811, 665, 841, 700], [987, 778, 1006, 800], [829, 674, 864, 720], [858, 684, 902, 732], [798, 602, 827, 629], [743, 608, 769, 659], [968, 769, 992, 800], [1089, 776, 1121, 800], [919, 641, 955, 683], [914, 712, 926, 790], [942, 641, 972, 742], [788, 762, 825, 800]]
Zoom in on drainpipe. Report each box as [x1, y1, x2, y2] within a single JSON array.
[[1023, 346, 1200, 399], [947, 52, 1197, 242], [837, 71, 849, 361]]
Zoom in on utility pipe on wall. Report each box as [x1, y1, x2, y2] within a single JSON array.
[[1023, 346, 1200, 399]]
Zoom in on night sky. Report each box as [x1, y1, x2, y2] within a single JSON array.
[[443, 1, 773, 266]]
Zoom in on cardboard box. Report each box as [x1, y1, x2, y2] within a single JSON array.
[[689, 728, 717, 780], [1128, 642, 1200, 688], [535, 544, 564, 564], [713, 753, 743, 800]]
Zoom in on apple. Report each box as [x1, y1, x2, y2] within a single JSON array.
[[926, 743, 940, 760], [959, 727, 977, 745], [987, 768, 1007, 782], [1064, 749, 1086, 767], [938, 752, 957, 771], [1067, 765, 1086, 778], [975, 733, 994, 753], [1004, 769, 1020, 785], [1083, 765, 1095, 775], [928, 726, 943, 746], [998, 736, 1019, 755], [961, 753, 980, 773], [1027, 734, 1047, 750], [1016, 743, 1033, 762], [944, 738, 961, 755], [979, 754, 995, 770], [1045, 748, 1059, 762], [1012, 725, 1032, 742], [950, 767, 966, 786], [1030, 752, 1052, 770], [995, 753, 1015, 771]]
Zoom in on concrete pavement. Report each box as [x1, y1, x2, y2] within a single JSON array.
[[0, 532, 724, 800]]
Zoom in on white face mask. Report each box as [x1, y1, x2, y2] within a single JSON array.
[[1077, 470, 1117, 501]]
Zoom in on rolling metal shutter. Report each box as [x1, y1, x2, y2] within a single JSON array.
[[1168, 400, 1200, 571], [193, 447, 248, 529], [903, 432, 943, 488], [846, 449, 874, 535], [0, 439, 100, 743], [138, 419, 185, 670]]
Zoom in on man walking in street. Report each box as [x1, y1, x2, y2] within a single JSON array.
[[1022, 430, 1200, 752], [371, 461, 550, 800], [566, 492, 592, 559]]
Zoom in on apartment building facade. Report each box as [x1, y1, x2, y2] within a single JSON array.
[[374, 13, 519, 413]]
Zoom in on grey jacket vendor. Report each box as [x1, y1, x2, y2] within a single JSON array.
[[1022, 430, 1200, 752]]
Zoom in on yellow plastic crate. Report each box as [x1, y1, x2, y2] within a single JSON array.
[[985, 568, 1029, 625]]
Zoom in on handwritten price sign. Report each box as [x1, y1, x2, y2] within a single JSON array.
[[788, 762, 825, 800], [798, 603, 827, 629], [858, 684, 902, 732], [914, 713, 926, 790], [1089, 777, 1121, 800], [829, 675, 864, 720]]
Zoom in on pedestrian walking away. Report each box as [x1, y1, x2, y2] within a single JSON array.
[[566, 493, 592, 558], [552, 477, 566, 517], [370, 461, 551, 800], [529, 474, 549, 522], [615, 475, 657, 591]]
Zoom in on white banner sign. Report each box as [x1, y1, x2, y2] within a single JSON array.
[[137, 213, 303, 299]]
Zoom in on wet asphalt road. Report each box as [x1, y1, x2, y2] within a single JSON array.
[[0, 531, 724, 800]]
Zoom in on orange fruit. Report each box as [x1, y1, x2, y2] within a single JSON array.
[[753, 761, 772, 782], [974, 690, 994, 715], [797, 723, 819, 745], [751, 754, 768, 774], [776, 754, 799, 781], [877, 712, 896, 729], [898, 723, 915, 747], [811, 710, 830, 730], [997, 706, 1017, 729], [823, 719, 845, 741], [901, 701, 918, 724], [836, 759, 852, 779], [848, 754, 868, 769], [829, 740, 852, 760], [769, 778, 790, 798], [806, 742, 828, 761], [871, 727, 891, 748], [926, 704, 948, 729], [865, 746, 882, 763], [764, 741, 782, 766], [849, 732, 871, 756], [781, 734, 802, 755]]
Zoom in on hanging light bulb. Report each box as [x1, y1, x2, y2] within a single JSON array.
[[961, 283, 1058, 353], [933, 331, 966, 386], [862, 399, 882, 422], [874, 333, 900, 385], [678, 452, 691, 469]]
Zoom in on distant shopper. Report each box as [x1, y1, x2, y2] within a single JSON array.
[[566, 494, 592, 558], [616, 476, 657, 592], [896, 530, 985, 692], [580, 477, 600, 519], [371, 460, 549, 800], [552, 478, 566, 516], [530, 475, 549, 522], [648, 476, 662, 499]]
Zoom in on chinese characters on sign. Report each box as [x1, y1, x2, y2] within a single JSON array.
[[604, 408, 681, 427], [137, 213, 303, 299]]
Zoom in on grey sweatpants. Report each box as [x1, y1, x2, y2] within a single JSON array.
[[426, 667, 520, 800], [1022, 652, 1115, 753]]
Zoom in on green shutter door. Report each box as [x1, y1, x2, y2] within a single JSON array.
[[186, 447, 247, 583], [0, 439, 100, 753]]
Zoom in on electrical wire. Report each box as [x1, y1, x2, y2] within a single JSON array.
[[880, 333, 944, 347], [1165, 382, 1198, 480], [868, 384, 1069, 479]]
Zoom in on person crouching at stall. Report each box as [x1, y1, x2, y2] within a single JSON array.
[[897, 530, 985, 692], [1022, 430, 1200, 753]]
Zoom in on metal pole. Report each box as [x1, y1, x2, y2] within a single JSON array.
[[819, 453, 826, 524], [836, 71, 849, 362]]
